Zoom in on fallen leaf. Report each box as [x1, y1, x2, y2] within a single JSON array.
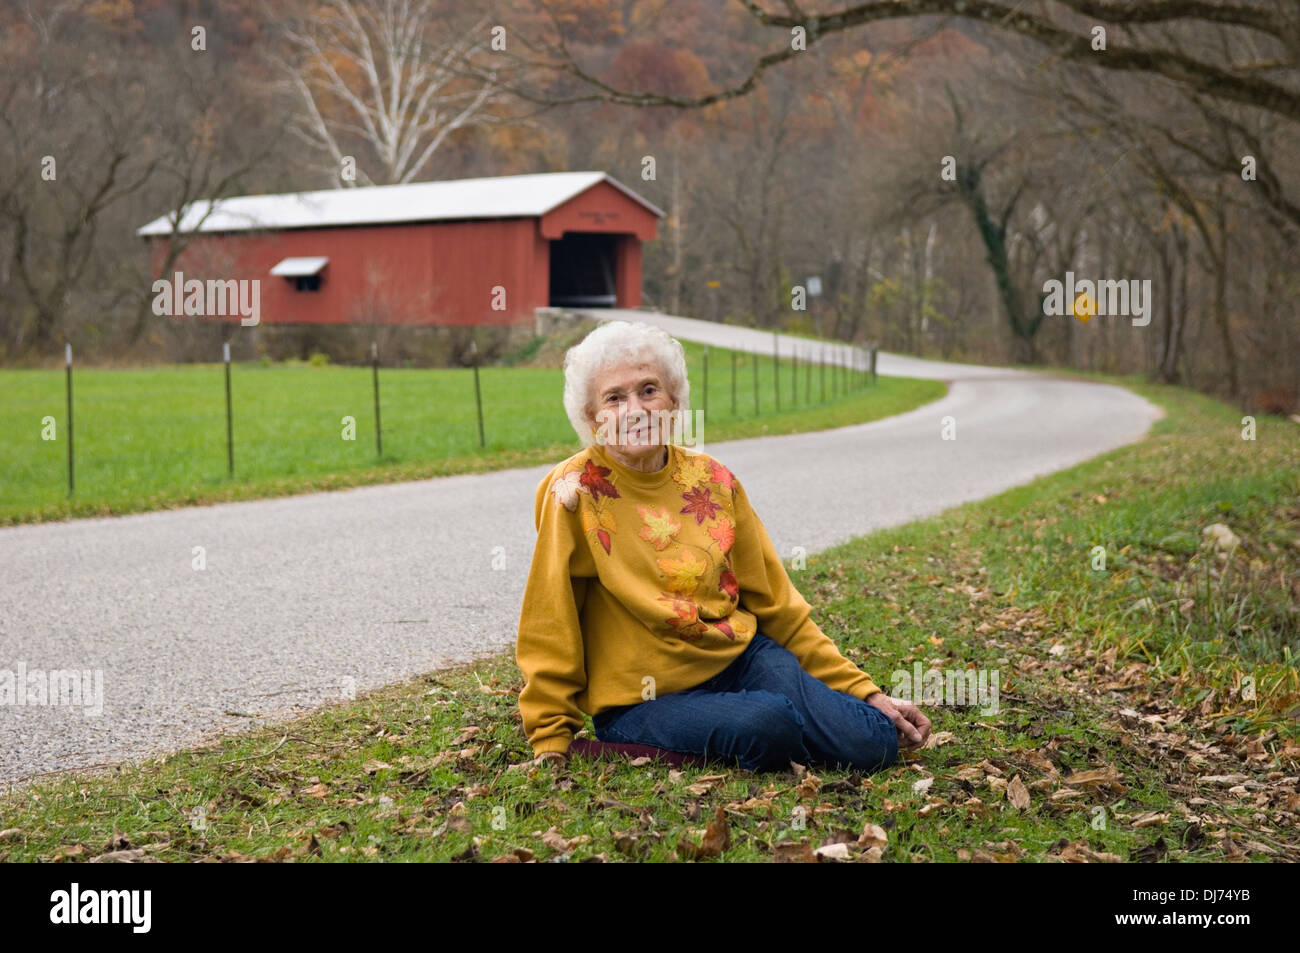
[[541, 827, 570, 852], [1056, 840, 1123, 863], [614, 832, 646, 857], [773, 840, 817, 863], [1049, 788, 1086, 802], [103, 830, 131, 852], [1062, 766, 1127, 795], [1007, 775, 1031, 810], [89, 849, 155, 863], [1197, 774, 1250, 786], [683, 773, 730, 796], [699, 806, 730, 856], [1130, 812, 1169, 829], [795, 772, 823, 800], [679, 806, 730, 859], [815, 843, 852, 862], [857, 823, 888, 851]]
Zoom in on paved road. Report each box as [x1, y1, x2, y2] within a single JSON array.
[[0, 310, 1163, 786]]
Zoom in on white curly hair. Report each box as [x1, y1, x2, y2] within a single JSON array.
[[562, 320, 691, 447]]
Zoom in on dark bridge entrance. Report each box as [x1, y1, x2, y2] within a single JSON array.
[[549, 232, 617, 307]]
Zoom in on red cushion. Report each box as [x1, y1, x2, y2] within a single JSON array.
[[568, 738, 711, 768]]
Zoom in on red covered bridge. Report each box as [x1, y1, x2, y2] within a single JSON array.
[[136, 171, 664, 327]]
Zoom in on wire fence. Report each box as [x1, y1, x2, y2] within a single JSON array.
[[10, 335, 878, 513]]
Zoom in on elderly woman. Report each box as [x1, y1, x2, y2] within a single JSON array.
[[515, 320, 930, 772]]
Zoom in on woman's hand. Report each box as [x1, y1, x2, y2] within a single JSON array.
[[865, 692, 931, 749]]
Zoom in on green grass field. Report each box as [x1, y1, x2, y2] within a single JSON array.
[[2, 373, 1295, 862], [0, 340, 943, 524]]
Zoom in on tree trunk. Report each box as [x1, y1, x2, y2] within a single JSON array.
[[1212, 194, 1240, 398], [956, 162, 1040, 364]]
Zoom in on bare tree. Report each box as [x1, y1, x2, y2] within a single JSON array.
[[271, 0, 508, 186], [500, 0, 1299, 234], [1050, 69, 1262, 394], [505, 1, 1300, 119], [125, 44, 279, 348], [0, 7, 156, 354], [0, 2, 278, 359]]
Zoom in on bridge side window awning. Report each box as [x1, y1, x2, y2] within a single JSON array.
[[270, 256, 328, 291], [270, 256, 329, 276]]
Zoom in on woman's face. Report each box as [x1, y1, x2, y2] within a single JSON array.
[[589, 361, 677, 462]]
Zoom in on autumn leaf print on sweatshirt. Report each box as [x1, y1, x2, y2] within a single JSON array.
[[645, 451, 743, 642], [549, 459, 619, 554], [544, 445, 748, 644]]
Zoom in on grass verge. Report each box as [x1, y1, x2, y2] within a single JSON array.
[[1, 338, 940, 525]]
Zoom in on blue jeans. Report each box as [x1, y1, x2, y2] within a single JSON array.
[[593, 632, 899, 773]]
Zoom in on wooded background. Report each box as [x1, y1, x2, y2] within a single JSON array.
[[1, 0, 1295, 413]]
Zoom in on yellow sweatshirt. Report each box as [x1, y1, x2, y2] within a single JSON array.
[[515, 440, 883, 757]]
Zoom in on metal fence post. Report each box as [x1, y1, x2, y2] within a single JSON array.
[[65, 343, 74, 495], [731, 348, 737, 417], [471, 335, 485, 448], [702, 344, 709, 425], [773, 330, 780, 413], [372, 340, 382, 457], [223, 340, 234, 476]]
